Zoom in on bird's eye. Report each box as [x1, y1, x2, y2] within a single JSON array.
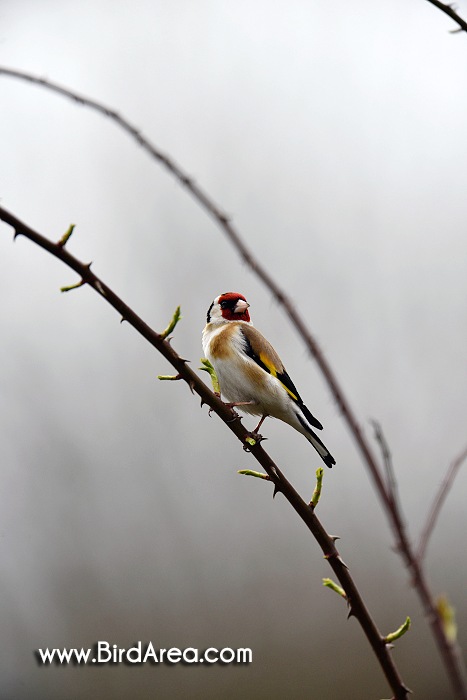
[[220, 300, 229, 309]]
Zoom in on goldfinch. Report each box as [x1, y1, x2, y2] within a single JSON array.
[[202, 292, 336, 468]]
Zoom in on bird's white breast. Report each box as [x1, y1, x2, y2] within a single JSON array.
[[202, 322, 253, 403], [202, 321, 291, 419]]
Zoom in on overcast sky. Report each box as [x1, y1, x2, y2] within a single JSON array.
[[1, 2, 467, 698]]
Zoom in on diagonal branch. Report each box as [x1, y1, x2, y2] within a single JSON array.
[[0, 66, 393, 513], [417, 445, 467, 563], [0, 67, 466, 698], [0, 205, 410, 699], [424, 0, 467, 33]]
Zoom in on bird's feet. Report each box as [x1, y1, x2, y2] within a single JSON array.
[[252, 414, 268, 434], [224, 400, 257, 409], [222, 400, 257, 423], [207, 399, 257, 420]]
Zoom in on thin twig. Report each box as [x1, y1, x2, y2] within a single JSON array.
[[424, 0, 467, 33], [0, 205, 410, 699], [371, 420, 402, 519], [0, 68, 466, 698], [417, 446, 467, 563]]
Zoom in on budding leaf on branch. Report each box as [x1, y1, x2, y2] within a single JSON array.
[[199, 358, 220, 395], [57, 223, 75, 247], [160, 305, 181, 339], [322, 578, 346, 599], [60, 278, 85, 293], [238, 469, 271, 481], [383, 616, 411, 644], [310, 467, 324, 508]]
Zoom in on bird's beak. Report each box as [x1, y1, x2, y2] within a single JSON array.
[[234, 299, 250, 314]]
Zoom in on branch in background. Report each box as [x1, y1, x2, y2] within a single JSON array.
[[0, 68, 397, 515], [0, 67, 465, 698], [424, 0, 467, 33], [371, 420, 403, 523], [0, 206, 410, 700], [417, 446, 467, 563]]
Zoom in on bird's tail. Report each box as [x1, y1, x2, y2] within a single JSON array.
[[296, 413, 336, 468]]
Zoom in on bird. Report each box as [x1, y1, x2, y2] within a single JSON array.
[[202, 292, 335, 468]]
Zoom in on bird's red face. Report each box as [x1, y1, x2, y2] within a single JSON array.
[[215, 292, 251, 322]]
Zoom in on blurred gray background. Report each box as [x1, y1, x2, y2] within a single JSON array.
[[1, 1, 466, 698]]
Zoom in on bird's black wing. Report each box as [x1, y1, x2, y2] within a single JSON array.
[[240, 325, 323, 430]]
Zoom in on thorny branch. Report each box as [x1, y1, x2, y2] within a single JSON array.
[[424, 0, 467, 33], [1, 66, 466, 697], [0, 206, 410, 700]]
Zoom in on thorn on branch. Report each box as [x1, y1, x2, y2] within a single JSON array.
[[226, 414, 240, 425], [57, 223, 75, 247], [60, 279, 85, 293], [337, 554, 348, 569], [160, 305, 182, 339], [324, 550, 348, 569], [383, 616, 411, 644], [244, 431, 267, 446]]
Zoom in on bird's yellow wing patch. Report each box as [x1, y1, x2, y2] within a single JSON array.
[[259, 352, 298, 400], [258, 352, 277, 376], [252, 352, 298, 401], [239, 324, 324, 431]]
